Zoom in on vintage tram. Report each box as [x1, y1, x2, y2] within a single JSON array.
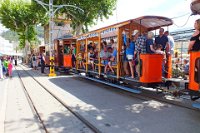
[[41, 15, 200, 102], [75, 16, 173, 85]]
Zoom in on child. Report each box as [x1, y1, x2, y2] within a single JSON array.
[[77, 53, 85, 69], [88, 48, 95, 71], [155, 44, 164, 54], [100, 46, 110, 74], [155, 44, 166, 76], [8, 60, 13, 78]]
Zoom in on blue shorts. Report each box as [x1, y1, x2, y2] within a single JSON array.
[[103, 60, 109, 65]]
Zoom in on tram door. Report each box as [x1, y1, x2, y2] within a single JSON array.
[[54, 40, 63, 67], [63, 40, 73, 68]]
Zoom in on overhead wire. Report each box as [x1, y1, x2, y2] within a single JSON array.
[[172, 14, 192, 28], [171, 2, 200, 28]]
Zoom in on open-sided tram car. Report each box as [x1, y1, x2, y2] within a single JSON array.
[[75, 16, 174, 88]]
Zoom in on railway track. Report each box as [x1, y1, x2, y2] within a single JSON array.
[[16, 65, 102, 133], [20, 64, 200, 113], [21, 64, 200, 113], [16, 64, 200, 133], [77, 74, 200, 112]]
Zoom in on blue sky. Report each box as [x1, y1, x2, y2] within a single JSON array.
[[0, 0, 200, 33], [90, 0, 200, 31]]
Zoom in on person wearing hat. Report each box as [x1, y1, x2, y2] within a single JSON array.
[[125, 30, 139, 78]]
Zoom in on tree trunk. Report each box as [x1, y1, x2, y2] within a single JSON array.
[[75, 24, 84, 36]]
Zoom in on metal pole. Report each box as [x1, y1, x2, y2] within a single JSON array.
[[48, 0, 56, 76], [181, 41, 183, 67], [49, 0, 53, 57]]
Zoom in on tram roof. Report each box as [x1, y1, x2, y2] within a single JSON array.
[[190, 0, 200, 15], [77, 15, 173, 39]]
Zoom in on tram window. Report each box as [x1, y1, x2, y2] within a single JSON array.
[[194, 58, 200, 83], [80, 44, 85, 52], [64, 45, 71, 54]]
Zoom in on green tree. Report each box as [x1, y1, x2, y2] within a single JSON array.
[[0, 0, 47, 49], [33, 0, 117, 35]]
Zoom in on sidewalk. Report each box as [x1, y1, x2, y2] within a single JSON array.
[[0, 70, 44, 133], [0, 78, 8, 133]]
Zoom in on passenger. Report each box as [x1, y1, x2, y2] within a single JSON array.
[[155, 44, 166, 76], [88, 42, 93, 50], [122, 31, 129, 76], [173, 64, 183, 78], [100, 43, 109, 73], [164, 31, 175, 55], [135, 31, 147, 77], [155, 44, 165, 54], [135, 31, 147, 54], [108, 41, 117, 74], [155, 28, 170, 53], [188, 19, 200, 52], [126, 30, 139, 78], [77, 53, 85, 69], [175, 58, 181, 64], [146, 31, 156, 54], [188, 19, 200, 82], [101, 41, 107, 49], [155, 28, 170, 76], [110, 39, 115, 48], [71, 45, 76, 67], [183, 59, 189, 75], [88, 48, 95, 71]]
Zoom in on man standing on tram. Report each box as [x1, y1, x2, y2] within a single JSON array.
[[134, 31, 147, 77], [155, 28, 170, 77], [164, 31, 175, 55]]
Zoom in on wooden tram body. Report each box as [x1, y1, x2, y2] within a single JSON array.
[[40, 15, 200, 101], [76, 16, 173, 86], [189, 0, 200, 100], [189, 52, 200, 99], [54, 38, 76, 68]]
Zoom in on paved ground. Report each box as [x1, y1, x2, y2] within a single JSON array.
[[0, 78, 7, 133], [20, 64, 200, 133], [0, 70, 43, 133], [16, 66, 93, 133]]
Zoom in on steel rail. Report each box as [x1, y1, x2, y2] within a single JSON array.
[[16, 65, 102, 133]]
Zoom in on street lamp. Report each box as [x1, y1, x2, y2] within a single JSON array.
[[32, 0, 83, 76]]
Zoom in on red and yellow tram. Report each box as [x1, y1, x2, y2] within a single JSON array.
[[40, 14, 200, 101], [76, 15, 173, 85]]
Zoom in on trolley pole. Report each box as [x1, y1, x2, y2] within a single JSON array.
[[32, 0, 83, 77], [48, 0, 56, 77]]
